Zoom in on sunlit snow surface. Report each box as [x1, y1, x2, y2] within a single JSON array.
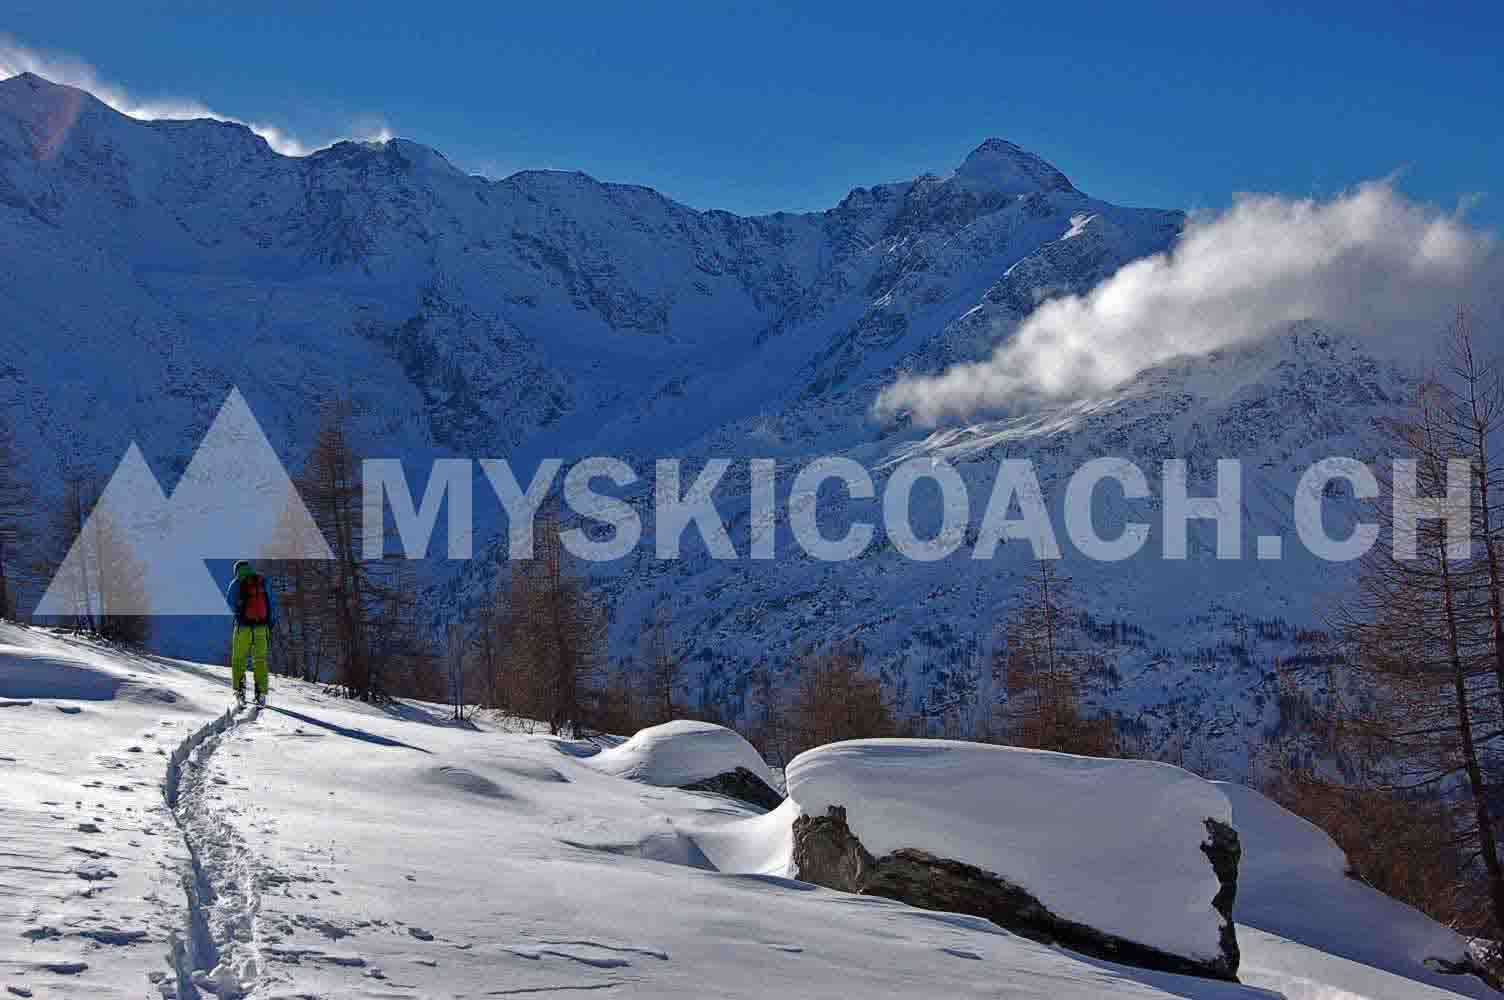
[[586, 719, 777, 788], [0, 624, 1491, 999]]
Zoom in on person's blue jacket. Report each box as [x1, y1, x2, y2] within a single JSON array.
[[226, 575, 278, 628]]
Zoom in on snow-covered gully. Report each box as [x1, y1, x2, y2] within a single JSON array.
[[163, 704, 263, 1000]]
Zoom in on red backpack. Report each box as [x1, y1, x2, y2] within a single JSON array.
[[238, 574, 270, 626]]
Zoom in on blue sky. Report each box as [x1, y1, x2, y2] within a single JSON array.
[[5, 2, 1500, 226]]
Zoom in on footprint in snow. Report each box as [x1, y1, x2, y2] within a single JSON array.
[[504, 946, 631, 969], [76, 862, 117, 881], [79, 928, 147, 946], [939, 947, 983, 960], [539, 941, 669, 961], [293, 916, 351, 941]]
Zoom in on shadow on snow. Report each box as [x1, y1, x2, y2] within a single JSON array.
[[268, 706, 433, 754]]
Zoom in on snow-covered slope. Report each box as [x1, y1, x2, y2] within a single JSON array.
[[0, 626, 234, 997], [3, 632, 1494, 999], [2, 628, 1289, 1000], [1218, 781, 1495, 999], [0, 70, 1418, 774], [576, 327, 1410, 773], [0, 71, 1177, 491], [1238, 929, 1483, 1000]]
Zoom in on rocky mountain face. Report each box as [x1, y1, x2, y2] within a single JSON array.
[[0, 72, 1402, 770]]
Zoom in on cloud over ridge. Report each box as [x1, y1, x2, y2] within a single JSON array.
[[0, 36, 391, 156], [877, 181, 1501, 426]]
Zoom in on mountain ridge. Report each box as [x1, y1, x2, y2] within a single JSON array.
[[0, 72, 1395, 773], [0, 72, 1121, 220]]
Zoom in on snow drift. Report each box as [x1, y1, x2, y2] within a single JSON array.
[[587, 720, 778, 789]]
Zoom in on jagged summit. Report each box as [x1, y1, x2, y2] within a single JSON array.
[[2, 73, 1088, 212], [952, 137, 1075, 196]]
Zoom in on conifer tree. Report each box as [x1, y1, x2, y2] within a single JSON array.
[[1002, 560, 1115, 755]]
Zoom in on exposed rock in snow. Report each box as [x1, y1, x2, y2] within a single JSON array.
[[587, 720, 782, 809], [681, 766, 784, 811], [785, 740, 1238, 973], [791, 804, 1240, 981], [1201, 817, 1243, 972]]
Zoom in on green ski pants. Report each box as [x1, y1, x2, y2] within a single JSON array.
[[231, 625, 270, 696]]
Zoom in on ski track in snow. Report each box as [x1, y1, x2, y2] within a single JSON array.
[[165, 703, 265, 999], [6, 625, 1494, 999]]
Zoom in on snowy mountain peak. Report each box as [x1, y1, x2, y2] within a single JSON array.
[[309, 136, 462, 176], [952, 137, 1075, 195], [0, 71, 126, 161], [0, 71, 120, 120], [0, 70, 100, 119], [0, 70, 69, 94]]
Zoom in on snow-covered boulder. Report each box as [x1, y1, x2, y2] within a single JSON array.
[[785, 740, 1240, 981], [588, 721, 783, 810]]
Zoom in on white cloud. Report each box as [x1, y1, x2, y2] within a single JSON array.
[[876, 181, 1501, 426], [0, 36, 391, 156]]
